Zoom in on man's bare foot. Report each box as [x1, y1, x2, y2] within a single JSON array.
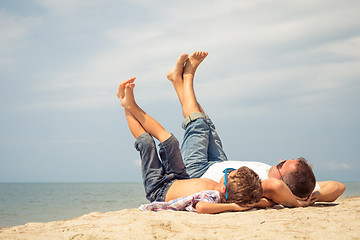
[[183, 51, 208, 77], [181, 52, 207, 118], [166, 53, 188, 83], [117, 77, 136, 109]]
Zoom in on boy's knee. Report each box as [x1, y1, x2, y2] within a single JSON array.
[[134, 132, 156, 151], [160, 134, 179, 148]]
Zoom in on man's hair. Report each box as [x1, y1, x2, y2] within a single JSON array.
[[283, 157, 316, 198], [221, 166, 263, 205]]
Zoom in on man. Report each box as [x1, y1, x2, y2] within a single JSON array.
[[201, 159, 346, 206], [166, 51, 346, 207]]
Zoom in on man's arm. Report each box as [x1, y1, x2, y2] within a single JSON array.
[[312, 181, 346, 202], [261, 178, 313, 207], [195, 201, 253, 214], [253, 198, 275, 208]]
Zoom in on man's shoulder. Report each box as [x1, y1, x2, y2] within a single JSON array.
[[211, 160, 271, 168], [203, 161, 272, 181]]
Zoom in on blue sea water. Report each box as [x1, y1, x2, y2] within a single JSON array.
[[0, 182, 147, 228], [0, 182, 359, 228]]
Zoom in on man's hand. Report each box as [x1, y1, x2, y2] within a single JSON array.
[[309, 191, 320, 204], [262, 178, 317, 208], [295, 193, 317, 207]]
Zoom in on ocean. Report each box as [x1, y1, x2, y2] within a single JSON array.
[[1, 182, 359, 228], [0, 182, 146, 228]]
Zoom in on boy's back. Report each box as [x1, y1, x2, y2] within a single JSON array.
[[165, 178, 223, 201]]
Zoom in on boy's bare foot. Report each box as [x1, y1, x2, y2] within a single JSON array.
[[117, 77, 136, 109], [117, 77, 135, 100], [166, 53, 188, 83], [183, 51, 208, 77], [121, 82, 136, 109]]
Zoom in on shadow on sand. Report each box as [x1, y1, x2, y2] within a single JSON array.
[[310, 202, 338, 208], [271, 202, 338, 210]]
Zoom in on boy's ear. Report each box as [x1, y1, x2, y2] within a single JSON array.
[[220, 185, 226, 194]]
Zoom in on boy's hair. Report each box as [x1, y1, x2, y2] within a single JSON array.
[[283, 157, 316, 198], [221, 166, 263, 205]]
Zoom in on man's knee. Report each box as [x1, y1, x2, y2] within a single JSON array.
[[182, 112, 210, 130]]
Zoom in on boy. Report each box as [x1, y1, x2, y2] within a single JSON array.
[[117, 76, 262, 214]]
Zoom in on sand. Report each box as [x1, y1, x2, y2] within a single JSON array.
[[1, 197, 359, 240]]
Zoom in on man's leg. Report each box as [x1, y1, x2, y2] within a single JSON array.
[[167, 52, 228, 178], [183, 53, 228, 177], [167, 52, 205, 118], [182, 51, 207, 118], [166, 53, 188, 108]]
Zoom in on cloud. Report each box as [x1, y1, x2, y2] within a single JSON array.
[[315, 36, 360, 58], [133, 159, 141, 167], [327, 162, 351, 170], [7, 0, 358, 112], [0, 9, 40, 67], [35, 0, 117, 15], [1, 0, 359, 182], [2, 1, 359, 127], [1, 135, 104, 147]]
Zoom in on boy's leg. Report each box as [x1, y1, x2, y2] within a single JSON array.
[[123, 108, 146, 139], [158, 134, 189, 181], [118, 78, 188, 202], [117, 78, 146, 139], [134, 132, 165, 202], [118, 77, 171, 143], [118, 78, 165, 201], [135, 132, 189, 202]]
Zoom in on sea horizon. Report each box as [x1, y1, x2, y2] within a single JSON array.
[[1, 182, 359, 228]]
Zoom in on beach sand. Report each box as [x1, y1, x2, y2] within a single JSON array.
[[1, 197, 359, 240]]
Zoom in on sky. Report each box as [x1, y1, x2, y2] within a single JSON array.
[[0, 0, 359, 183]]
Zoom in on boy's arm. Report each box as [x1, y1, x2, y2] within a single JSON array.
[[261, 178, 314, 207], [311, 181, 346, 202], [195, 201, 253, 214]]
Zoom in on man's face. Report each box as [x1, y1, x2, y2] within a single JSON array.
[[268, 159, 298, 179]]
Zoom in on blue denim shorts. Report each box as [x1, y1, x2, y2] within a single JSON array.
[[135, 133, 189, 202], [181, 112, 228, 178]]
